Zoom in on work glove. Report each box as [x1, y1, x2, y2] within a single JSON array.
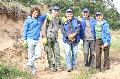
[[41, 37, 47, 45], [23, 40, 28, 49], [68, 33, 76, 41]]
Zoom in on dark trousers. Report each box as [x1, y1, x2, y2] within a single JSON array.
[[44, 38, 61, 69], [83, 40, 95, 67], [96, 39, 110, 70]]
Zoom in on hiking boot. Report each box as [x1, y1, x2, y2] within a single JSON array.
[[66, 68, 72, 72], [51, 67, 57, 72], [44, 66, 51, 71], [26, 64, 32, 71]]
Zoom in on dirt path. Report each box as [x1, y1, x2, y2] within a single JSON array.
[[91, 63, 120, 79], [0, 31, 120, 79]]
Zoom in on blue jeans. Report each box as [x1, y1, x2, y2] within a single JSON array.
[[27, 39, 41, 68], [64, 43, 78, 69]]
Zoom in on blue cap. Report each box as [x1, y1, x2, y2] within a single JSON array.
[[83, 8, 89, 13], [66, 9, 73, 13], [52, 6, 60, 10]]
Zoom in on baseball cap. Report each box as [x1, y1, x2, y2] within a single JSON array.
[[66, 9, 73, 13], [83, 8, 89, 13], [52, 6, 60, 10], [96, 12, 103, 16]]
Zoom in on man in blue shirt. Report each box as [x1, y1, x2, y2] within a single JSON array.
[[62, 9, 81, 72], [81, 8, 96, 69], [22, 7, 46, 74]]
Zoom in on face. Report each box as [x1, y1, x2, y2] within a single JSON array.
[[66, 12, 73, 20], [32, 10, 39, 18], [83, 12, 89, 19], [96, 15, 103, 21], [52, 9, 60, 17]]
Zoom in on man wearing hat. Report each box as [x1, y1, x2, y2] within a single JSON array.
[[42, 5, 62, 72], [95, 12, 111, 71], [81, 8, 96, 69], [61, 8, 81, 72]]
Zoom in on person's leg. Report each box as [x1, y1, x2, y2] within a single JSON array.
[[30, 40, 41, 64], [103, 46, 110, 70], [89, 40, 95, 68], [64, 43, 72, 71], [71, 44, 78, 70], [27, 39, 35, 66], [96, 39, 102, 70], [54, 41, 61, 71], [83, 40, 89, 67], [46, 38, 53, 68]]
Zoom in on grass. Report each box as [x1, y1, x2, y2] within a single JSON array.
[[0, 64, 30, 79], [74, 68, 97, 79]]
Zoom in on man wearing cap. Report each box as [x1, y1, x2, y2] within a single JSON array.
[[95, 12, 111, 71], [42, 6, 62, 72], [81, 8, 96, 69], [61, 9, 81, 72]]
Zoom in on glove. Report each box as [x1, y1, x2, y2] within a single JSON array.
[[68, 33, 76, 41], [41, 37, 47, 44], [23, 40, 28, 49]]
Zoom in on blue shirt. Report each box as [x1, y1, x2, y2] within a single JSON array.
[[22, 15, 46, 40]]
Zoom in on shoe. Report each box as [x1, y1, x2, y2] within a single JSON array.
[[56, 66, 63, 72], [51, 67, 57, 72], [44, 66, 51, 71], [89, 66, 94, 70], [26, 64, 32, 71], [66, 68, 72, 72]]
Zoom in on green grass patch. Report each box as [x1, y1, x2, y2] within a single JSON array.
[[74, 68, 97, 79], [0, 64, 30, 79], [111, 40, 120, 49]]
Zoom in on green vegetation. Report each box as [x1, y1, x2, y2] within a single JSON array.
[[1, 0, 120, 30], [74, 68, 97, 79], [0, 64, 30, 79]]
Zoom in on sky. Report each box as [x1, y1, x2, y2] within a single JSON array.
[[113, 0, 120, 14]]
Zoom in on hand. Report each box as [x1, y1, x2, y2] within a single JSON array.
[[23, 40, 28, 49], [41, 37, 47, 44], [68, 34, 75, 41], [68, 33, 76, 39], [104, 43, 108, 48], [101, 43, 108, 49]]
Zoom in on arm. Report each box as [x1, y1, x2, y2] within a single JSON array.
[[61, 23, 69, 37], [41, 19, 47, 37], [103, 22, 111, 47], [22, 19, 29, 40]]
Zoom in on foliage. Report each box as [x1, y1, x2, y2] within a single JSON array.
[[1, 0, 120, 30], [38, 0, 120, 30], [0, 64, 29, 79]]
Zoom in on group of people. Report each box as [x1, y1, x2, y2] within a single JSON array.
[[22, 5, 111, 74]]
